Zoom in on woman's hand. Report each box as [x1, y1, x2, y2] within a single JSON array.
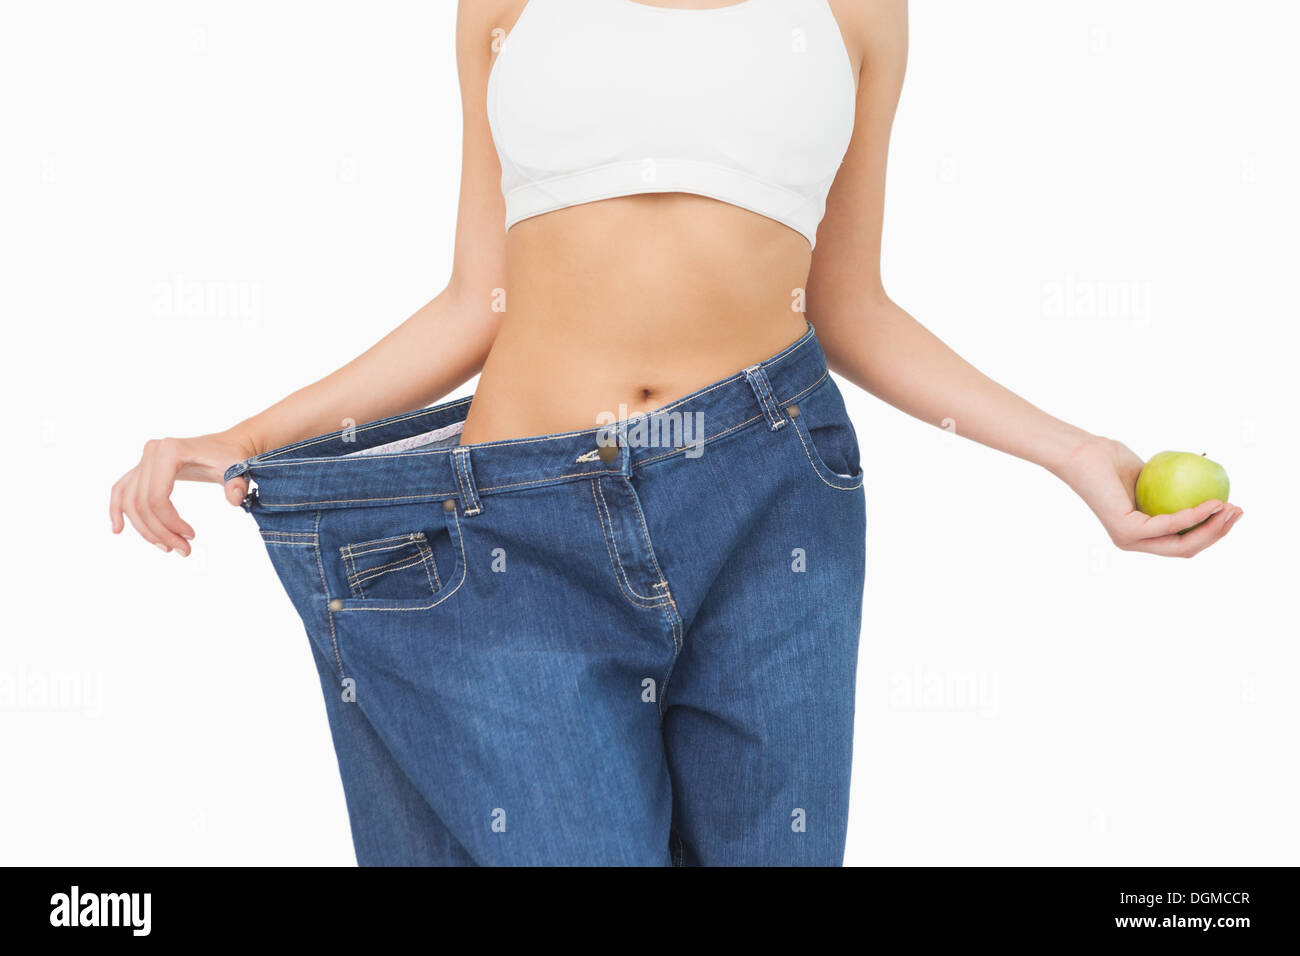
[[109, 430, 258, 557], [1053, 436, 1243, 557]]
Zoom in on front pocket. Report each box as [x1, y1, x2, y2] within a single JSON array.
[[340, 532, 440, 600], [785, 377, 864, 491], [319, 499, 467, 612]]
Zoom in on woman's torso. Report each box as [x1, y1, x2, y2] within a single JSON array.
[[461, 0, 858, 444]]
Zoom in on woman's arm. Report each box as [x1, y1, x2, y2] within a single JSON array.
[[809, 0, 1241, 556], [110, 0, 510, 556]]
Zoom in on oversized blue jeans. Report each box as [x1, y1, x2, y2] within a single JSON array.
[[226, 323, 866, 866]]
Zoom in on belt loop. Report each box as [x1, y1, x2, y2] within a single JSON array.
[[743, 363, 788, 431], [451, 446, 483, 516], [619, 434, 633, 478]]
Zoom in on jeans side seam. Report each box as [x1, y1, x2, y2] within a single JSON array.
[[312, 510, 346, 679]]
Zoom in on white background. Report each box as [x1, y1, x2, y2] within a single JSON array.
[[1, 1, 1295, 866]]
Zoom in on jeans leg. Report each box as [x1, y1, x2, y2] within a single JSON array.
[[304, 626, 477, 866], [645, 402, 867, 866]]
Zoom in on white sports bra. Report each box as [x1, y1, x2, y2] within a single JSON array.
[[487, 0, 858, 249]]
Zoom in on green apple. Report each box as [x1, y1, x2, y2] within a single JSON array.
[[1135, 451, 1230, 533]]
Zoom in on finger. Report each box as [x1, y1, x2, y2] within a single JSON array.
[[225, 476, 248, 507], [145, 441, 196, 550], [1213, 504, 1245, 539], [1178, 505, 1242, 556], [120, 473, 166, 550], [1132, 499, 1226, 539], [109, 472, 133, 534], [1131, 504, 1241, 557], [133, 444, 180, 553]]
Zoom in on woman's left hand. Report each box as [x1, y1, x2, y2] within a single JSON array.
[[1054, 436, 1243, 557]]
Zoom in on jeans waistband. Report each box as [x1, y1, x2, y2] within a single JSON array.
[[226, 321, 831, 513]]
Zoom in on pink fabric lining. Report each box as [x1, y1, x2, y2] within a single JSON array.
[[344, 419, 465, 457]]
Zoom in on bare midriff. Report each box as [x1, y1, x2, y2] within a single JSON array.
[[459, 193, 813, 444]]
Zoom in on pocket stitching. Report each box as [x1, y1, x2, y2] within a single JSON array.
[[333, 507, 467, 613], [589, 479, 675, 610], [420, 540, 442, 591], [787, 405, 864, 492], [341, 542, 366, 599], [349, 551, 438, 594], [340, 532, 440, 600], [345, 533, 429, 558]]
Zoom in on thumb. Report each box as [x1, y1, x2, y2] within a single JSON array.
[[224, 476, 249, 507]]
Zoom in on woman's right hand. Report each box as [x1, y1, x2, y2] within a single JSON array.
[[109, 430, 259, 557]]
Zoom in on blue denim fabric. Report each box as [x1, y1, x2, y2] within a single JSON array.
[[226, 323, 866, 866]]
